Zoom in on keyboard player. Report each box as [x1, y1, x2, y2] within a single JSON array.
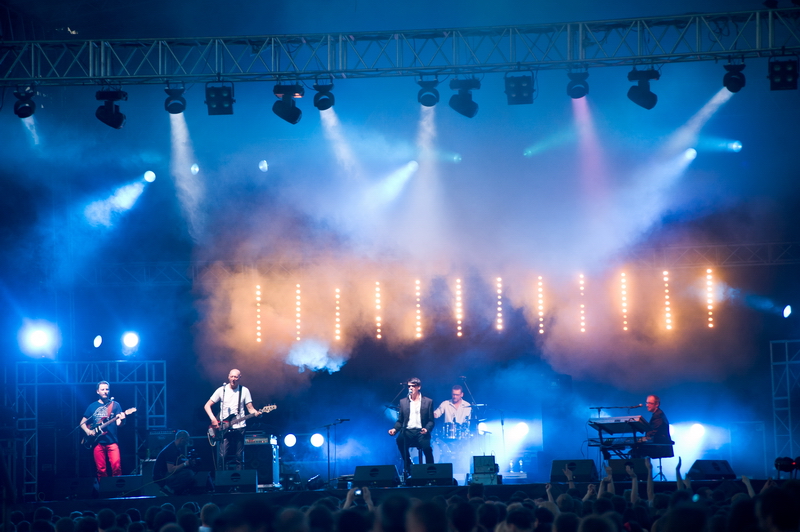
[[641, 395, 670, 444]]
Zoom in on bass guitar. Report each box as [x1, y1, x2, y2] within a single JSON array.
[[81, 407, 137, 449], [207, 404, 276, 446]]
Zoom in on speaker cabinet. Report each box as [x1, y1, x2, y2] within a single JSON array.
[[550, 459, 598, 482], [607, 459, 650, 481], [244, 443, 280, 486], [353, 465, 400, 488], [215, 470, 258, 492], [687, 460, 736, 480], [407, 463, 455, 486], [98, 475, 143, 497]]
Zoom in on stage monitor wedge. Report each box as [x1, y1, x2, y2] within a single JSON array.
[[550, 459, 598, 482], [353, 465, 400, 488], [216, 470, 258, 492], [407, 463, 455, 486], [98, 475, 142, 497], [687, 460, 736, 480]]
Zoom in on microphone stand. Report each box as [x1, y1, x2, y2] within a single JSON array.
[[321, 419, 349, 488]]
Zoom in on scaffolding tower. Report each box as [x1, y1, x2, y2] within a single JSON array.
[[771, 340, 800, 462]]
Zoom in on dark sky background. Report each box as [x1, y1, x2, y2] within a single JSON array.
[[1, 0, 799, 482]]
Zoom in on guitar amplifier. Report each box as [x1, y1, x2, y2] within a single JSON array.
[[244, 438, 280, 486]]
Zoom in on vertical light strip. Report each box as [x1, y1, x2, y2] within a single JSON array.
[[663, 271, 672, 330], [706, 268, 714, 328], [255, 284, 262, 343], [415, 280, 422, 338], [579, 274, 586, 332], [334, 288, 341, 341], [295, 284, 301, 341], [496, 277, 504, 330], [621, 273, 629, 331], [537, 276, 544, 334], [455, 278, 464, 337], [375, 281, 382, 339]]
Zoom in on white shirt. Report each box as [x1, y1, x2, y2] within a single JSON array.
[[209, 385, 253, 429], [407, 395, 422, 429], [434, 400, 472, 424]]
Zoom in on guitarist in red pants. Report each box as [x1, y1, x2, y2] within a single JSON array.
[[204, 369, 261, 470], [80, 381, 128, 479]]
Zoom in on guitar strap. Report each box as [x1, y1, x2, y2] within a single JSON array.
[[238, 386, 242, 417]]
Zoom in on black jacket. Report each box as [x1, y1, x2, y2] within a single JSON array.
[[394, 396, 435, 433]]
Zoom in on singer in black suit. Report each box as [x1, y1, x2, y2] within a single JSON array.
[[388, 377, 435, 474]]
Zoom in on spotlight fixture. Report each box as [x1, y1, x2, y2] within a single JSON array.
[[204, 82, 235, 115], [504, 73, 534, 105], [95, 89, 128, 129], [448, 78, 480, 118], [313, 82, 335, 111], [774, 456, 797, 473], [13, 86, 36, 118], [164, 84, 186, 114], [417, 79, 440, 107], [566, 72, 589, 99], [768, 57, 798, 91], [273, 83, 304, 124], [626, 68, 660, 110], [722, 64, 746, 93]]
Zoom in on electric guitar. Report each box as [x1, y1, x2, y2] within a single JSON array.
[[81, 407, 137, 449], [207, 404, 276, 446]]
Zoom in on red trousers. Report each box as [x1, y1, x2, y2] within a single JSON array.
[[93, 443, 122, 478]]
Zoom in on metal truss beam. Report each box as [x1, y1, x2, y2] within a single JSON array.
[[72, 242, 800, 287], [771, 340, 800, 461], [626, 242, 800, 270], [14, 360, 167, 501], [1, 8, 799, 86]]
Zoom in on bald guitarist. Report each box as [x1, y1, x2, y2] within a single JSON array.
[[204, 368, 262, 470]]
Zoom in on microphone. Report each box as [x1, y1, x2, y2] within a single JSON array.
[[628, 404, 643, 409], [337, 418, 350, 422], [110, 396, 115, 402]]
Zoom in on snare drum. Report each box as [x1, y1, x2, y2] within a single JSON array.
[[455, 422, 471, 440]]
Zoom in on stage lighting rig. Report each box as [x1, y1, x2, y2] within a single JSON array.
[[313, 82, 335, 111], [504, 73, 534, 105], [95, 88, 128, 129], [722, 64, 746, 93], [448, 78, 480, 118], [417, 78, 440, 107], [204, 82, 235, 115], [626, 68, 660, 110], [13, 85, 36, 118], [768, 57, 798, 91], [273, 83, 304, 124], [566, 72, 589, 99], [164, 83, 186, 114]]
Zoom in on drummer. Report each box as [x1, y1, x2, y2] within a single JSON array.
[[433, 385, 472, 426]]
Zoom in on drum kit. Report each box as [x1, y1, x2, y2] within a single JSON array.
[[441, 420, 472, 441]]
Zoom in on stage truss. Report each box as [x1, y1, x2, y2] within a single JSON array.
[[1, 8, 799, 86], [771, 340, 800, 461], [14, 360, 167, 502]]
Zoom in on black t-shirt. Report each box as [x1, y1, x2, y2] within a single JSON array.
[[153, 442, 181, 483], [82, 401, 121, 445]]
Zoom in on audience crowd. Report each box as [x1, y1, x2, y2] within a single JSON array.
[[4, 459, 800, 532]]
